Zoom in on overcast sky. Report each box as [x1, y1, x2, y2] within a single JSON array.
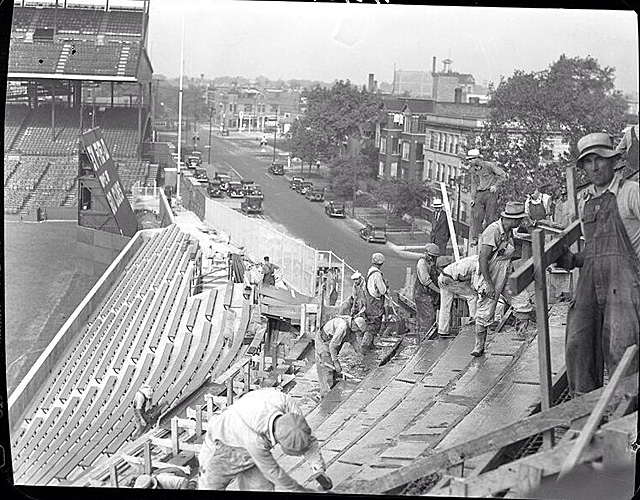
[[147, 0, 638, 94]]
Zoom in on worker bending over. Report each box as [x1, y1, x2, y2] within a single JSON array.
[[413, 243, 442, 341], [198, 388, 327, 492], [133, 384, 164, 438], [438, 255, 479, 339], [315, 315, 366, 395]]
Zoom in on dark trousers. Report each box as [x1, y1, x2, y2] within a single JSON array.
[[414, 290, 436, 339], [470, 190, 498, 242]]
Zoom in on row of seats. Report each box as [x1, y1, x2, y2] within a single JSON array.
[[9, 42, 62, 73], [4, 105, 30, 149], [20, 156, 78, 212], [12, 7, 143, 37], [65, 43, 126, 76], [12, 226, 204, 484]]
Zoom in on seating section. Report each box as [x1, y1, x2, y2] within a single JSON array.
[[11, 106, 81, 156], [64, 42, 121, 76], [10, 225, 210, 484], [21, 156, 78, 212], [104, 10, 144, 36], [11, 7, 35, 33], [4, 104, 30, 149], [37, 7, 103, 35], [9, 42, 63, 73]]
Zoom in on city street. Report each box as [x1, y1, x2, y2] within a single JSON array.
[[201, 130, 417, 294]]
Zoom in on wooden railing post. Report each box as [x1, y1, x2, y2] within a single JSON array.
[[532, 229, 555, 449], [226, 376, 234, 406], [171, 417, 179, 456], [143, 440, 152, 475], [110, 464, 119, 488], [244, 361, 251, 394], [195, 405, 203, 440]]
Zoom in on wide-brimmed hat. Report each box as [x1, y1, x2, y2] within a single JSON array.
[[576, 132, 620, 164], [466, 148, 481, 160], [432, 199, 443, 208], [500, 201, 527, 219], [352, 316, 366, 332]]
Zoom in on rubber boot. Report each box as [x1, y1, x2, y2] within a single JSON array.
[[470, 327, 487, 357], [362, 332, 374, 351]]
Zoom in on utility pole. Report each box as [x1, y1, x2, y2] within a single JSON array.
[[271, 115, 277, 164], [176, 8, 185, 202], [208, 107, 213, 164]]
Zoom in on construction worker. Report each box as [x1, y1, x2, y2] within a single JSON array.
[[133, 384, 163, 438], [431, 199, 450, 255], [262, 256, 279, 286], [198, 388, 327, 491], [471, 201, 527, 356], [315, 315, 366, 395], [556, 132, 640, 395], [339, 271, 366, 316], [363, 252, 388, 350], [413, 243, 441, 341], [438, 255, 479, 339], [467, 148, 508, 245], [524, 186, 553, 223], [133, 471, 195, 489]]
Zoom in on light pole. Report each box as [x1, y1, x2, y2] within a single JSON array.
[[208, 107, 213, 164], [271, 115, 277, 164]]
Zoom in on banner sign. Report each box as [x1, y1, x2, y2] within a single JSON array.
[[80, 128, 139, 237]]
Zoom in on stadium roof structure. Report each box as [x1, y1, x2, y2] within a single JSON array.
[[8, 0, 153, 84]]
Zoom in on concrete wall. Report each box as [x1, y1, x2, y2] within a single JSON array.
[[76, 226, 131, 278], [8, 230, 146, 429], [43, 206, 76, 220]]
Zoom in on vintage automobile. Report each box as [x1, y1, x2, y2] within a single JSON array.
[[241, 195, 263, 214], [227, 181, 244, 198], [269, 162, 285, 175], [289, 176, 304, 190], [208, 179, 223, 197], [298, 181, 314, 195], [325, 201, 346, 218], [216, 173, 232, 191], [359, 222, 387, 244], [194, 166, 208, 180], [305, 186, 325, 202]]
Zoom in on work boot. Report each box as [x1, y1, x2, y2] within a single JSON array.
[[470, 327, 487, 357]]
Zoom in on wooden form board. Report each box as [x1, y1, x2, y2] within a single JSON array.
[[338, 375, 637, 494]]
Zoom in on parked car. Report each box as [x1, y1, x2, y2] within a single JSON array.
[[208, 179, 223, 197], [241, 195, 263, 214], [216, 173, 232, 191], [305, 186, 325, 202], [299, 181, 314, 195], [325, 201, 346, 218], [289, 176, 304, 190], [194, 166, 208, 180], [359, 222, 387, 243], [227, 181, 244, 198], [220, 126, 230, 136], [269, 162, 285, 175], [187, 155, 200, 168]]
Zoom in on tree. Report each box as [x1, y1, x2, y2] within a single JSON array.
[[373, 178, 429, 217], [288, 117, 327, 171], [329, 155, 370, 200], [481, 55, 628, 204]]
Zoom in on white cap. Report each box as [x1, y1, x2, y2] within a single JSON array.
[[466, 148, 481, 159], [432, 199, 443, 208], [351, 271, 362, 280]]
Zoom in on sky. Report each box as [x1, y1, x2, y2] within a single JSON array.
[[147, 0, 639, 94]]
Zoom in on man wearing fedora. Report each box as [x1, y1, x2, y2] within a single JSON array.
[[556, 132, 640, 396], [471, 201, 528, 356], [467, 149, 508, 245], [431, 199, 450, 255]]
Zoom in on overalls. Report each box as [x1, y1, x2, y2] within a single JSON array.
[[565, 188, 640, 394], [413, 258, 438, 339], [363, 268, 385, 347], [314, 316, 361, 394]]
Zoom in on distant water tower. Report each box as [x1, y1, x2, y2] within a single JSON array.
[[442, 58, 453, 73]]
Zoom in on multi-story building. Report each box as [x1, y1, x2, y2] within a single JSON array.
[[205, 85, 301, 132], [377, 96, 489, 224]]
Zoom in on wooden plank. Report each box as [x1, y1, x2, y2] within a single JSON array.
[[185, 298, 202, 332], [150, 436, 202, 454], [558, 344, 638, 478], [440, 181, 460, 261], [508, 220, 582, 295], [212, 356, 252, 385], [121, 453, 191, 475], [223, 281, 234, 309], [204, 289, 218, 321], [339, 375, 637, 494], [532, 229, 555, 448]]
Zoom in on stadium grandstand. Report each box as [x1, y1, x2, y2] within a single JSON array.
[[4, 0, 157, 217]]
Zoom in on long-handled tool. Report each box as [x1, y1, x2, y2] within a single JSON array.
[[323, 362, 362, 382], [310, 471, 334, 491]]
